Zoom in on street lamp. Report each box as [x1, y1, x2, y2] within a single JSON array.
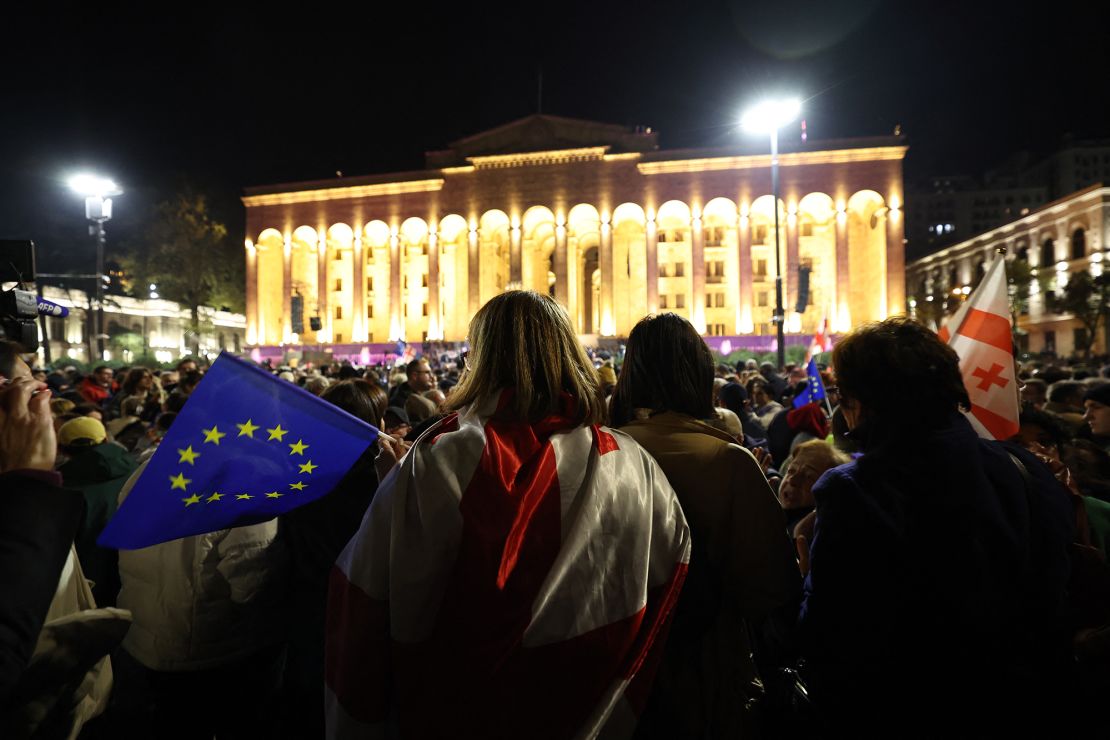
[[68, 173, 122, 361], [741, 97, 801, 371]]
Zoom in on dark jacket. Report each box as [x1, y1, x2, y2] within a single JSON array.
[[799, 413, 1074, 733], [0, 471, 84, 706], [59, 444, 137, 607], [278, 450, 379, 737]]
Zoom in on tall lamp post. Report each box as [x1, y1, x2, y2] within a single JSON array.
[[741, 98, 801, 371], [68, 174, 122, 362]]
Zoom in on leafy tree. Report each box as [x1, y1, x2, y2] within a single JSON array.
[[1047, 270, 1110, 358], [120, 188, 244, 354]]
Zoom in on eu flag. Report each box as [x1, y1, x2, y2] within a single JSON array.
[[792, 358, 828, 409], [98, 353, 378, 550]]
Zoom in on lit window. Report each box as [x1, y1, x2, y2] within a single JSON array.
[[367, 305, 374, 318], [676, 294, 685, 309], [334, 278, 343, 291], [660, 295, 669, 309], [675, 262, 685, 277], [335, 306, 343, 320]]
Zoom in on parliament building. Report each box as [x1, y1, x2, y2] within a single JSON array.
[[242, 115, 907, 352]]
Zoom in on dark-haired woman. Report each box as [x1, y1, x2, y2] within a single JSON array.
[[279, 379, 389, 738], [799, 317, 1075, 734], [108, 366, 162, 422], [610, 312, 800, 739]]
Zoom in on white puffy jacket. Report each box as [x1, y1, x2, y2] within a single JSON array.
[[115, 466, 288, 671]]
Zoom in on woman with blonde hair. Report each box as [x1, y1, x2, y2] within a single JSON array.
[[326, 291, 691, 740]]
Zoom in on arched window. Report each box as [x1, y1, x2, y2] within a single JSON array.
[[1071, 228, 1086, 260], [1041, 237, 1055, 267]]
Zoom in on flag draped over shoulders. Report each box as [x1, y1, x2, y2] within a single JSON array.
[[325, 390, 691, 740]]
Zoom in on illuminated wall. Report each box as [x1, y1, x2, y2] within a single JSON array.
[[243, 118, 907, 344]]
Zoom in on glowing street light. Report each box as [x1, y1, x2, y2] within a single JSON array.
[[741, 97, 801, 371], [69, 172, 123, 361]]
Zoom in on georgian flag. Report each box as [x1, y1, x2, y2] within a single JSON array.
[[325, 390, 691, 739], [805, 312, 833, 364], [938, 257, 1020, 440]]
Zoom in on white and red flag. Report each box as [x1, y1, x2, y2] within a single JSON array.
[[325, 390, 691, 739], [805, 312, 833, 364], [938, 257, 1020, 440]]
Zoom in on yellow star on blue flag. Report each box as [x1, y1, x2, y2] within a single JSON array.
[[792, 357, 829, 409], [99, 353, 379, 550]]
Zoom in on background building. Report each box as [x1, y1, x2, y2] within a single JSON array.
[[243, 115, 907, 354], [34, 284, 246, 366], [907, 138, 1110, 259], [906, 184, 1109, 357]]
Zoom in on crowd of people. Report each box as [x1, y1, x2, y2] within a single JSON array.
[[2, 293, 1110, 738]]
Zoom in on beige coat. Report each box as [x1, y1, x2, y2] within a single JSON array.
[[621, 412, 801, 739], [116, 466, 288, 672]]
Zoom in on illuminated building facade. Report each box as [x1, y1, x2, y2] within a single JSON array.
[[243, 115, 906, 348], [907, 184, 1109, 357]]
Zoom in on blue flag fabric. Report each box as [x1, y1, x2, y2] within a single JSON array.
[[793, 358, 828, 409], [98, 353, 378, 550]]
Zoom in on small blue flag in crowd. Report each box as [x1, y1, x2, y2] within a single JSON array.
[[793, 358, 828, 409], [99, 353, 378, 550]]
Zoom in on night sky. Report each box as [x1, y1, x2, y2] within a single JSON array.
[[2, 0, 1105, 277]]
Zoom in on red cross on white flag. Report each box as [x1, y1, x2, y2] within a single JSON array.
[[937, 257, 1020, 440]]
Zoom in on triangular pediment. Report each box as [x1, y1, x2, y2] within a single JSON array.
[[425, 114, 658, 168]]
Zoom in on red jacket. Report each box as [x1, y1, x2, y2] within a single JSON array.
[[78, 377, 111, 406]]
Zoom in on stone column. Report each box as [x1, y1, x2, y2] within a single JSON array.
[[599, 216, 614, 335], [245, 240, 258, 345], [835, 208, 850, 331], [646, 217, 659, 314], [555, 222, 569, 308], [690, 214, 706, 333], [510, 222, 522, 284], [428, 229, 441, 340], [316, 235, 328, 342], [468, 226, 480, 315], [786, 212, 799, 318], [282, 235, 292, 343], [886, 205, 905, 317], [352, 234, 365, 342], [737, 215, 753, 333], [390, 231, 402, 341]]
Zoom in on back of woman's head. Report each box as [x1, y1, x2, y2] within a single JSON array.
[[833, 316, 969, 434], [322, 378, 389, 427], [609, 313, 715, 428], [446, 290, 604, 424]]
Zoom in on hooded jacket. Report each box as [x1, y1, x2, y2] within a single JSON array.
[[59, 443, 137, 607]]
